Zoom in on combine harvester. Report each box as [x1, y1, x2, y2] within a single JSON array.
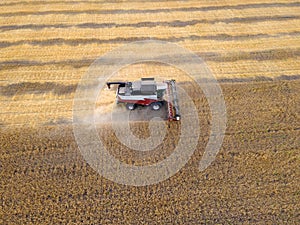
[[106, 78, 180, 121]]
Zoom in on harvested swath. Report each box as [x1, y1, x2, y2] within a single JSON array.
[[0, 82, 77, 97], [1, 2, 299, 17], [1, 15, 300, 32], [2, 31, 300, 48]]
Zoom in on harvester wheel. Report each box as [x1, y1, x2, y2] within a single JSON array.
[[126, 103, 136, 110], [151, 102, 162, 111]]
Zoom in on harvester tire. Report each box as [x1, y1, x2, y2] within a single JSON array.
[[126, 103, 136, 110], [151, 102, 162, 111]]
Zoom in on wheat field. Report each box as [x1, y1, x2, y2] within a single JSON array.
[[1, 0, 299, 224], [1, 0, 299, 126]]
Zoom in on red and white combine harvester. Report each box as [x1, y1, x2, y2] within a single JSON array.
[[106, 78, 181, 121]]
